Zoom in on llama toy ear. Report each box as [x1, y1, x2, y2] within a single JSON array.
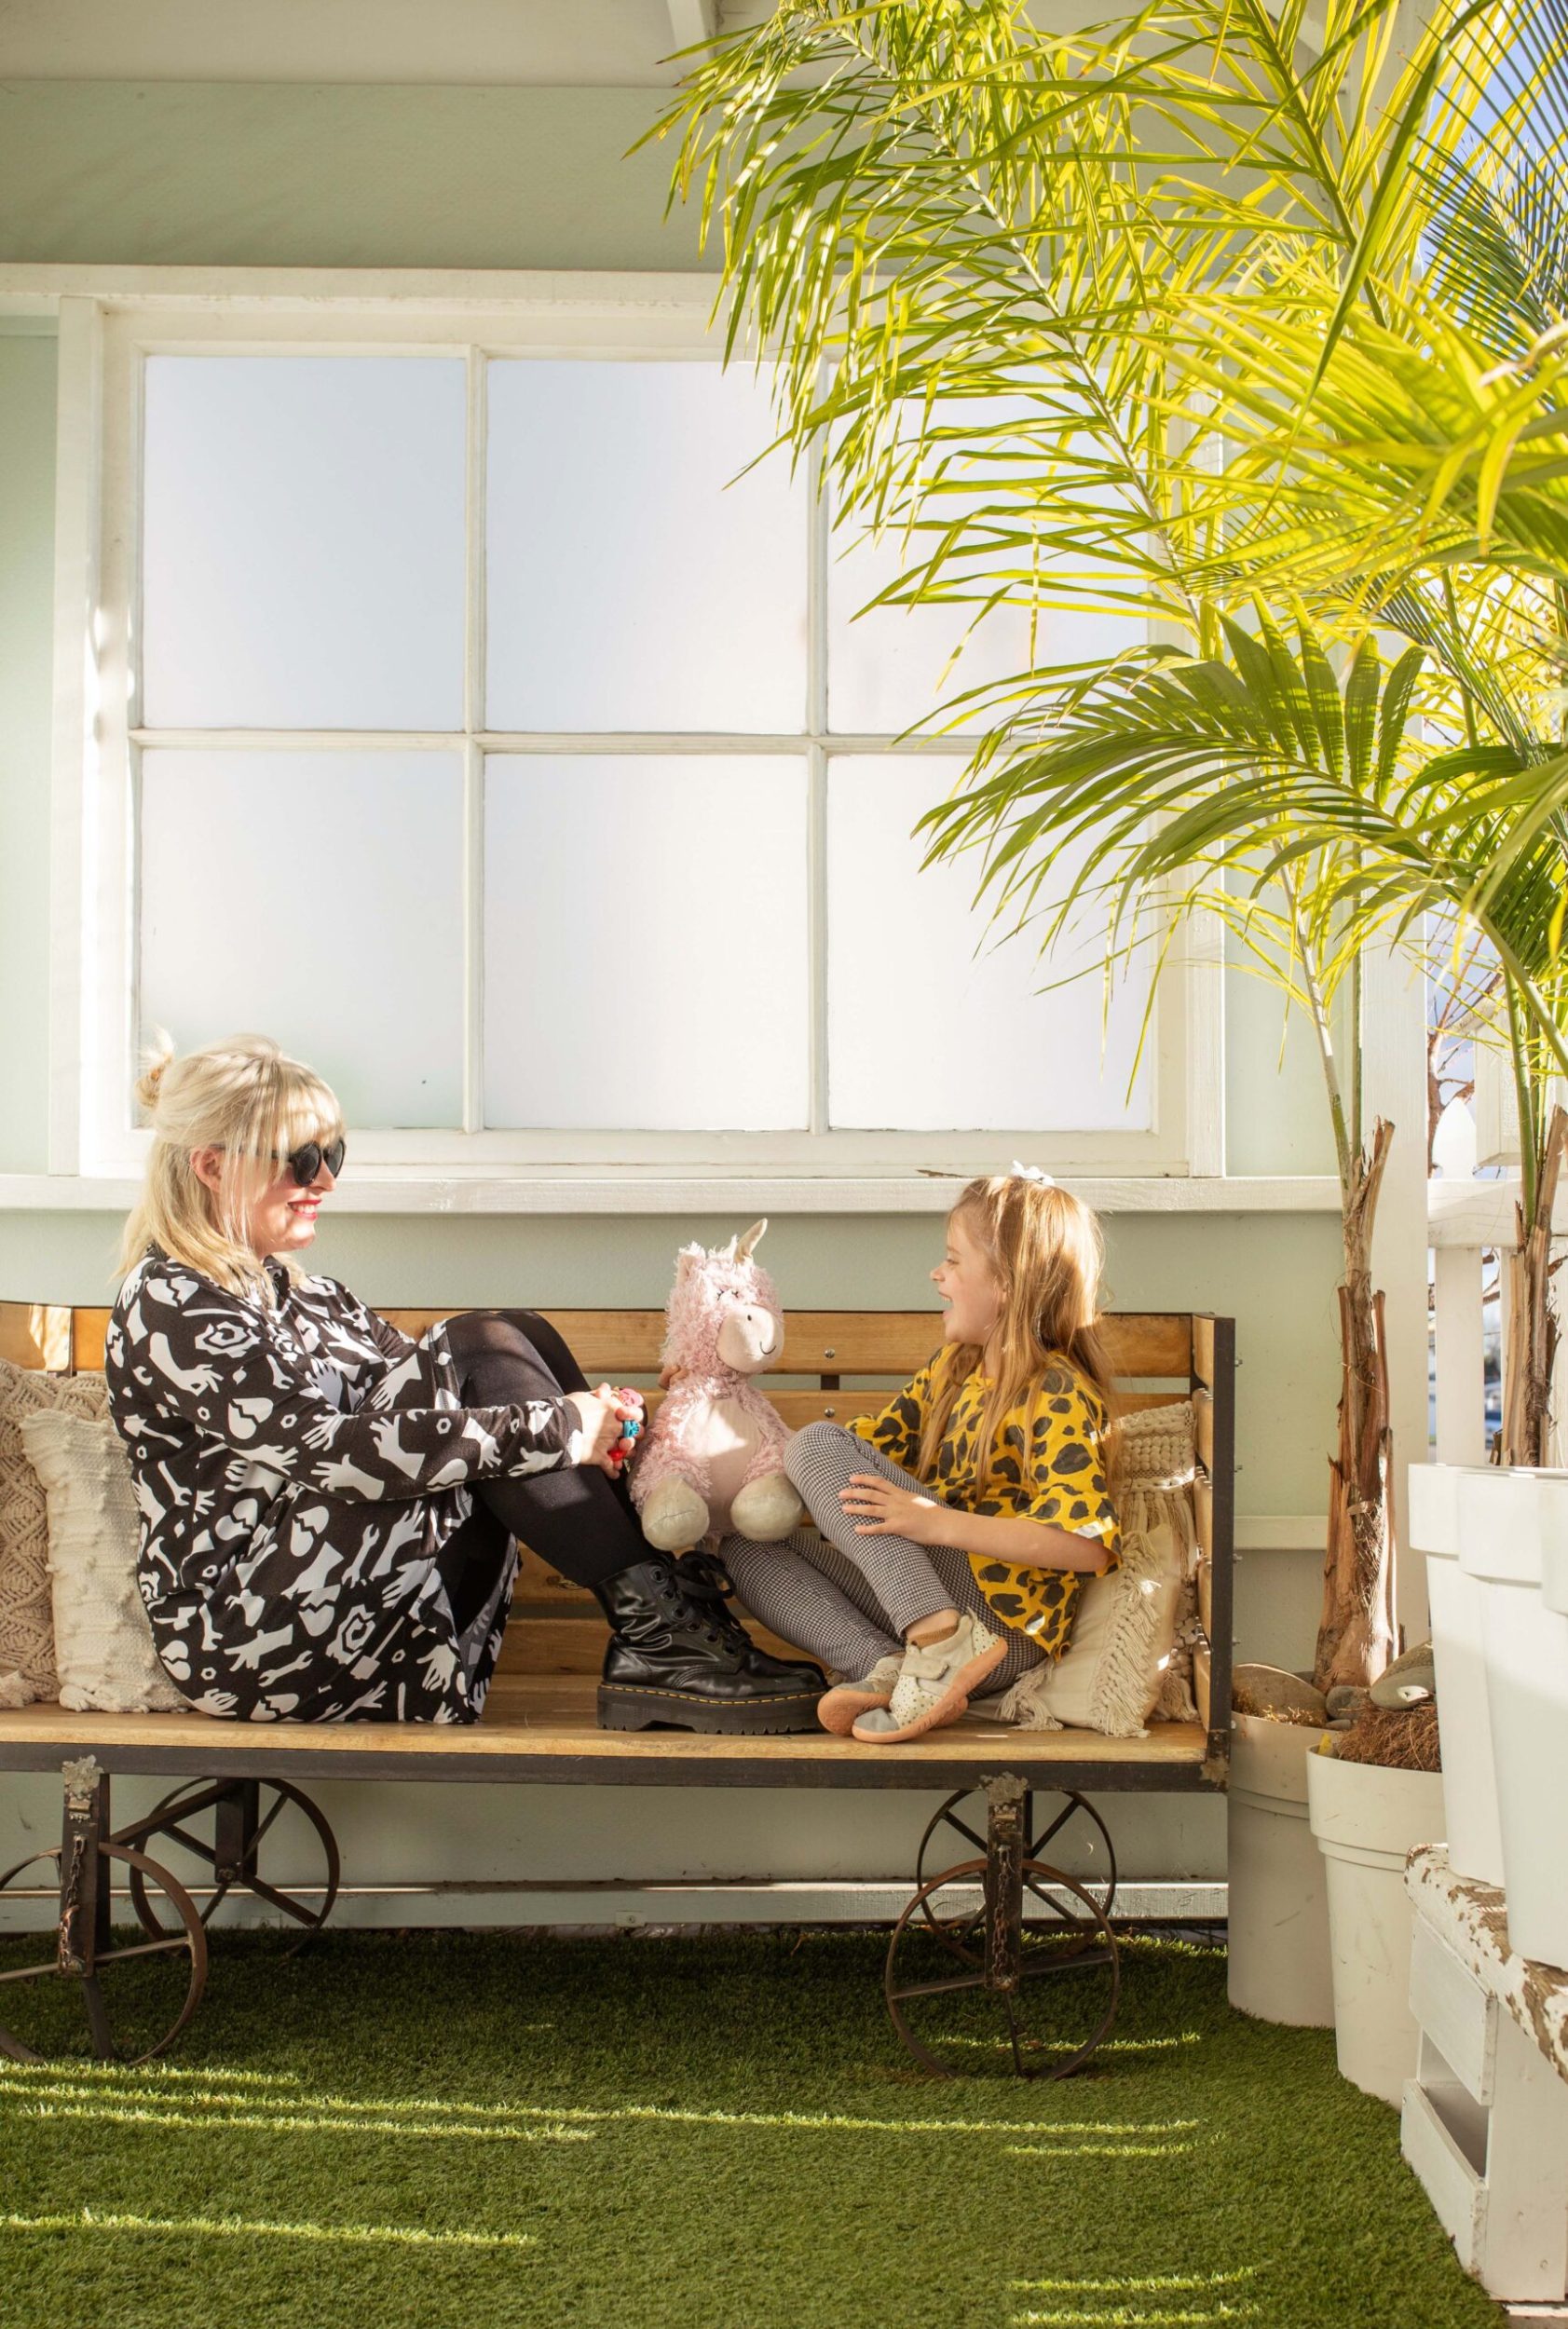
[[735, 1219, 768, 1262], [673, 1243, 704, 1281]]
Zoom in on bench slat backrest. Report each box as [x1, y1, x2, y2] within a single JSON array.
[[9, 1305, 1194, 1384]]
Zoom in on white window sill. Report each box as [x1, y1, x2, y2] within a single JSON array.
[[0, 1170, 1344, 1216]]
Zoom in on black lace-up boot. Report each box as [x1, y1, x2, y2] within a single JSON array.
[[675, 1549, 828, 1686], [593, 1553, 825, 1734]]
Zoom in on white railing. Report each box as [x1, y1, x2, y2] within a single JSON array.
[[1428, 1175, 1566, 1468]]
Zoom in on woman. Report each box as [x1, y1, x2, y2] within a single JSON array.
[[104, 1031, 824, 1733]]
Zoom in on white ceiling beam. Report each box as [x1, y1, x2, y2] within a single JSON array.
[[667, 0, 721, 48]]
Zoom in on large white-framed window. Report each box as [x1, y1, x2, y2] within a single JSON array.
[[47, 277, 1219, 1195]]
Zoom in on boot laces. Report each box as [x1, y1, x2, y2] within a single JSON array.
[[672, 1549, 746, 1650]]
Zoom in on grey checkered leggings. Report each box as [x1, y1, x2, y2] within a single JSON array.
[[718, 1421, 1044, 1689]]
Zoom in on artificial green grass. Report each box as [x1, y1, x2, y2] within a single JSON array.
[[0, 1927, 1500, 2329]]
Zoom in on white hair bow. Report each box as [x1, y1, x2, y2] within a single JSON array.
[[1006, 1160, 1055, 1186]]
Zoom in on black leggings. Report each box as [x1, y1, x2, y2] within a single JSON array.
[[434, 1308, 648, 1622]]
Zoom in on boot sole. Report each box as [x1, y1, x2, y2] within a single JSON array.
[[850, 1636, 1008, 1743], [597, 1683, 825, 1736]]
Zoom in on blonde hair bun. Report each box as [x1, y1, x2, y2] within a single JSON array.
[[115, 1029, 344, 1308], [134, 1026, 177, 1116]]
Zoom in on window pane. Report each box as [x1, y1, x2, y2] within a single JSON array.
[[826, 756, 1153, 1131], [142, 357, 466, 730], [827, 402, 1146, 733], [486, 361, 808, 733], [484, 756, 809, 1128], [139, 750, 464, 1127]]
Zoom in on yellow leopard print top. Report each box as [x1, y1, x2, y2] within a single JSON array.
[[848, 1348, 1121, 1655]]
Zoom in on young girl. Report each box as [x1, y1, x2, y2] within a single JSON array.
[[719, 1171, 1121, 1744]]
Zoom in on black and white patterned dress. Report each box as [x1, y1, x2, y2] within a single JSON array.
[[104, 1243, 573, 1724]]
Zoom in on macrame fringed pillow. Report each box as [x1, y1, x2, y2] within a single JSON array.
[[17, 1410, 187, 1714], [0, 1353, 115, 1701], [991, 1398, 1199, 1738]]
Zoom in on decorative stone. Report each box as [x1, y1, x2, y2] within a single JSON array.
[[1232, 1663, 1329, 1723], [1327, 1684, 1371, 1722], [1371, 1639, 1437, 1709]]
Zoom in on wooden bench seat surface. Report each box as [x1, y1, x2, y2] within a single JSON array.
[[0, 1677, 1213, 1790]]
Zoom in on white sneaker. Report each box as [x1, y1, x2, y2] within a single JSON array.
[[817, 1653, 903, 1738], [852, 1614, 1006, 1743]]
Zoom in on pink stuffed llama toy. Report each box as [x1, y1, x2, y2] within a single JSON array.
[[628, 1219, 805, 1552]]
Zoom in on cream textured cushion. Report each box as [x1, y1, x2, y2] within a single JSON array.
[[989, 1399, 1197, 1738], [0, 1354, 113, 1699], [17, 1410, 187, 1714]]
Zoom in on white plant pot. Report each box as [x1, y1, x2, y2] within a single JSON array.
[[1306, 1749, 1445, 2104], [1540, 1476, 1568, 1617], [1227, 1711, 1334, 2026], [1460, 1468, 1568, 1968], [1409, 1462, 1505, 1886]]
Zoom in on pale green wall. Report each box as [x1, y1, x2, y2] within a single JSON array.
[[0, 84, 1343, 1909], [0, 85, 705, 271], [0, 332, 57, 1176], [0, 1205, 1343, 1526]]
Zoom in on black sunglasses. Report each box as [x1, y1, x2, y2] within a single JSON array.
[[274, 1137, 347, 1187]]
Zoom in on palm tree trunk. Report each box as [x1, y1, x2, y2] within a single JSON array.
[[1315, 1118, 1398, 1693], [1502, 1103, 1568, 1467]]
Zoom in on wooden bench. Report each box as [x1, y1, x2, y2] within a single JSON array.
[[0, 1301, 1235, 2077]]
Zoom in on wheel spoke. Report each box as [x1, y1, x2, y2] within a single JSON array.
[[109, 1782, 228, 1847], [1016, 1947, 1116, 1981], [249, 1791, 289, 1855], [245, 1873, 321, 1927], [90, 1936, 198, 1968], [0, 1959, 68, 1986], [149, 1823, 221, 1870], [1030, 1797, 1078, 1855], [198, 1879, 237, 1929], [940, 1815, 988, 1859], [887, 1970, 988, 2004]]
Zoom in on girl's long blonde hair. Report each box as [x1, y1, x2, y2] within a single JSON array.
[[115, 1028, 346, 1311], [916, 1176, 1119, 1491]]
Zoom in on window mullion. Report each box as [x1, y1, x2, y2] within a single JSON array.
[[463, 343, 487, 1134], [807, 433, 829, 1135]]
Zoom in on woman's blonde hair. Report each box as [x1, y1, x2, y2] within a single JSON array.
[[917, 1175, 1120, 1490], [115, 1028, 345, 1309]]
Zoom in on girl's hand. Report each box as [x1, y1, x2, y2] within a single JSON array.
[[565, 1384, 643, 1476], [839, 1472, 947, 1544], [659, 1362, 683, 1391]]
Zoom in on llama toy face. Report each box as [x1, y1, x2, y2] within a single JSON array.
[[664, 1219, 787, 1379]]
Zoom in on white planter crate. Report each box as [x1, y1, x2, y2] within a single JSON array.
[[1403, 1846, 1568, 2303], [1409, 1462, 1504, 1886], [1459, 1469, 1568, 1968]]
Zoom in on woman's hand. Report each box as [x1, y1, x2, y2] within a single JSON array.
[[565, 1383, 645, 1476], [839, 1472, 948, 1544]]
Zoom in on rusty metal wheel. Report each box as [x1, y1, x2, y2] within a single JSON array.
[[885, 1854, 1120, 2080], [0, 1842, 208, 2065], [115, 1778, 339, 1955], [914, 1787, 1118, 1942]]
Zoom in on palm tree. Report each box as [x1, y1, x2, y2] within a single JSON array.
[[914, 616, 1568, 1585], [649, 0, 1567, 1678], [1109, 0, 1568, 1461]]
